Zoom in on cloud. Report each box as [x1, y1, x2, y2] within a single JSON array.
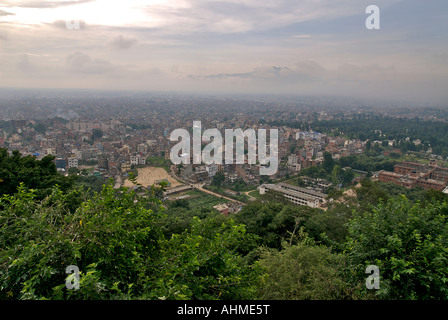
[[202, 63, 322, 84], [0, 9, 15, 16], [65, 51, 116, 74], [16, 54, 36, 72], [107, 34, 138, 50], [0, 0, 95, 9], [0, 0, 446, 104], [142, 0, 404, 36]]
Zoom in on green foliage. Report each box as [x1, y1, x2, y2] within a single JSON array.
[[145, 217, 263, 300], [91, 128, 103, 139], [345, 196, 448, 299], [299, 165, 327, 180], [233, 201, 339, 249], [230, 178, 249, 192], [0, 182, 165, 299], [0, 181, 263, 300], [0, 148, 75, 198], [145, 156, 171, 171], [212, 171, 225, 188], [270, 116, 448, 157], [2, 145, 448, 301], [34, 123, 46, 134], [159, 191, 225, 237], [257, 232, 352, 300], [355, 178, 391, 211], [322, 152, 335, 174], [338, 154, 399, 172], [74, 175, 109, 194]]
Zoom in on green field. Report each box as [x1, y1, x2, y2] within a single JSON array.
[[203, 185, 249, 202], [178, 189, 226, 209], [248, 190, 261, 199]]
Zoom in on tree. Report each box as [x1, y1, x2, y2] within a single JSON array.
[[322, 152, 335, 174], [355, 178, 390, 212], [0, 181, 263, 300], [91, 128, 103, 140], [341, 168, 355, 186], [34, 123, 46, 134], [232, 178, 247, 192], [257, 232, 352, 300], [0, 183, 165, 300], [212, 171, 225, 188], [366, 140, 372, 151], [146, 217, 263, 300], [68, 167, 80, 175], [233, 201, 331, 249], [0, 148, 74, 198], [345, 196, 448, 299], [331, 165, 342, 185]]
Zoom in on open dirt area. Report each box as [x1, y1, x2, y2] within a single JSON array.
[[123, 166, 182, 189]]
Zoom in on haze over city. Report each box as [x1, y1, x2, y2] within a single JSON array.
[[0, 0, 447, 104]]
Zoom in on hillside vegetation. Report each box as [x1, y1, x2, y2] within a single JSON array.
[[1, 149, 447, 300]]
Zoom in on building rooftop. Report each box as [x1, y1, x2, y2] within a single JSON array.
[[277, 182, 327, 198], [379, 170, 405, 177], [262, 184, 321, 202]]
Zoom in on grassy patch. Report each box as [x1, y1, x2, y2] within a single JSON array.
[[185, 189, 227, 209], [248, 190, 261, 199], [203, 185, 250, 203]]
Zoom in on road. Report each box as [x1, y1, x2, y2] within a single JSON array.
[[113, 175, 122, 189], [243, 190, 257, 201], [169, 168, 246, 205], [192, 183, 246, 206]]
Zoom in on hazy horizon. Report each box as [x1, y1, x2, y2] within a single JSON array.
[[0, 0, 447, 104]]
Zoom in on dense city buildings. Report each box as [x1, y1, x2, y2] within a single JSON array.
[[1, 91, 448, 207]]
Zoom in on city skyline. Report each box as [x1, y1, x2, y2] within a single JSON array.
[[0, 0, 447, 104]]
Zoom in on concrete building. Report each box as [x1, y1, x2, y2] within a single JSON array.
[[379, 162, 448, 191], [130, 154, 146, 166], [55, 157, 66, 170], [98, 156, 109, 170], [258, 183, 326, 208], [287, 154, 301, 172], [67, 157, 78, 169], [206, 162, 218, 177]]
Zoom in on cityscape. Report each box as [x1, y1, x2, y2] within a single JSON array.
[[2, 90, 447, 214]]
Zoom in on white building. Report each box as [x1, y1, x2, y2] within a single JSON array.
[[258, 182, 327, 208], [130, 155, 146, 166], [287, 154, 301, 172], [296, 131, 322, 141], [206, 162, 218, 177], [67, 157, 78, 168], [45, 148, 56, 156]]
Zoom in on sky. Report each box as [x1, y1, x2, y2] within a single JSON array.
[[0, 0, 447, 104]]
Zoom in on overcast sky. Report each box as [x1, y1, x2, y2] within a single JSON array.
[[0, 0, 447, 104]]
